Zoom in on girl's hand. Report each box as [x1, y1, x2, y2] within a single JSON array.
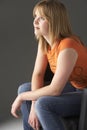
[[28, 105, 40, 130], [11, 94, 22, 118]]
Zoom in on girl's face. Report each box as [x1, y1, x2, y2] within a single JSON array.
[[33, 9, 49, 38]]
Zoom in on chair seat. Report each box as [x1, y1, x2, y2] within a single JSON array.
[[61, 116, 79, 130]]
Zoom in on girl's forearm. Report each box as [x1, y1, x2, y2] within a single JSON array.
[[31, 74, 44, 106], [20, 84, 59, 102]]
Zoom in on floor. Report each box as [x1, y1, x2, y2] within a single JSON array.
[[0, 118, 23, 130]]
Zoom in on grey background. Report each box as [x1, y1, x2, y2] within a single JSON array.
[[0, 0, 87, 121]]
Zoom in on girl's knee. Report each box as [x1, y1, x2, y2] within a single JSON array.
[[18, 82, 31, 94], [35, 96, 49, 112]]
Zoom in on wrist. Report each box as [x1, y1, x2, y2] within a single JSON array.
[[18, 93, 23, 103], [31, 101, 35, 107]]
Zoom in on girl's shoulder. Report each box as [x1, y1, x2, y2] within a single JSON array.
[[58, 35, 83, 51], [60, 35, 81, 44]]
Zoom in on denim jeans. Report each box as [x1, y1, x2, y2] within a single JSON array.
[[18, 82, 83, 130]]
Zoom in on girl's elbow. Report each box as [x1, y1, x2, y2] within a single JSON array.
[[51, 89, 61, 96], [49, 85, 62, 96]]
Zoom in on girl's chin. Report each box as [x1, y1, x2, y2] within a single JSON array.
[[34, 33, 42, 38]]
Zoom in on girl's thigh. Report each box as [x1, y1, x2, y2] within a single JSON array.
[[36, 91, 83, 117]]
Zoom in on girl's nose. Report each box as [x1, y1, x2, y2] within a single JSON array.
[[33, 17, 39, 26]]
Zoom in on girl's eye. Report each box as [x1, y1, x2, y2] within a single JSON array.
[[33, 14, 36, 18], [39, 17, 45, 20], [33, 15, 46, 22]]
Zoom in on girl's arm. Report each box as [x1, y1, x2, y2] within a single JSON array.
[[20, 48, 78, 100], [31, 43, 48, 92], [30, 43, 48, 108], [11, 48, 78, 117], [11, 43, 48, 118]]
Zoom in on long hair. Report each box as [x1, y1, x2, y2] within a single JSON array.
[[33, 0, 73, 52]]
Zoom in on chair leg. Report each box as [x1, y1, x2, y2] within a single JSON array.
[[78, 88, 87, 130]]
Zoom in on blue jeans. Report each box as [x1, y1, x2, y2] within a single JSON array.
[[18, 82, 82, 130]]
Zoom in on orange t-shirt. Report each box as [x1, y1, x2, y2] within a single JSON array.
[[46, 38, 87, 89]]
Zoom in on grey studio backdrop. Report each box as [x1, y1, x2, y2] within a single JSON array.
[[0, 0, 87, 121]]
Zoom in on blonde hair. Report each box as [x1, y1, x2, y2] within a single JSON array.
[[33, 0, 73, 52]]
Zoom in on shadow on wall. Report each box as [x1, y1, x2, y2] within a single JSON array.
[[0, 0, 38, 121]]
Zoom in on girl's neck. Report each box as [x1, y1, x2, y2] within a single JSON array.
[[44, 36, 59, 48], [48, 39, 60, 50]]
